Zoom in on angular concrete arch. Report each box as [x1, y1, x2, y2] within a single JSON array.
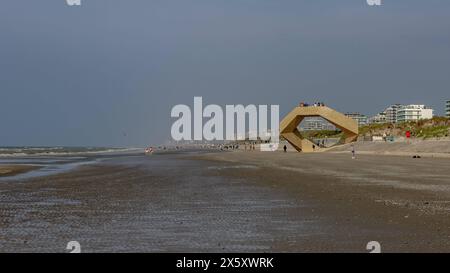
[[280, 106, 358, 152]]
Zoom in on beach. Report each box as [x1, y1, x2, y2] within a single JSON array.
[[0, 165, 41, 177], [0, 150, 449, 252], [194, 151, 450, 252], [329, 140, 450, 158]]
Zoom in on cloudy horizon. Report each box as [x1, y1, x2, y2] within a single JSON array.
[[1, 0, 449, 147]]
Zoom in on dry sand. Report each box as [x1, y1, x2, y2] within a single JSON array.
[[329, 140, 450, 158]]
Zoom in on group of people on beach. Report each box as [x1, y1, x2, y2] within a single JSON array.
[[220, 143, 258, 151], [244, 143, 256, 151], [299, 101, 326, 107], [220, 144, 239, 150]]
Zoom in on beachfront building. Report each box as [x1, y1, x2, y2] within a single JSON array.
[[345, 112, 368, 127], [368, 112, 387, 124], [396, 104, 434, 123], [299, 117, 336, 131], [384, 104, 402, 124], [446, 100, 450, 118]]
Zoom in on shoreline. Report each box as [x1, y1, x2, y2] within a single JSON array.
[[0, 165, 41, 177]]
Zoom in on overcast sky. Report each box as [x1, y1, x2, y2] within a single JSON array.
[[1, 0, 449, 147]]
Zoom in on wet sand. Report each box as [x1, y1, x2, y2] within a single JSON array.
[[0, 151, 449, 252], [195, 151, 450, 252], [0, 165, 40, 177]]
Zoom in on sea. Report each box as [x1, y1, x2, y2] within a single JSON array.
[[0, 146, 141, 180]]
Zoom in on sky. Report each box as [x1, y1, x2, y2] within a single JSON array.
[[1, 0, 450, 147]]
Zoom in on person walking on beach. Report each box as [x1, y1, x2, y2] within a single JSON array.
[[351, 144, 356, 159], [283, 145, 287, 153]]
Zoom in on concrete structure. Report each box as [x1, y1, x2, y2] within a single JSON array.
[[280, 105, 358, 152], [345, 112, 368, 127], [299, 117, 336, 131], [446, 100, 450, 118], [368, 112, 387, 124], [396, 104, 433, 123], [384, 104, 402, 124]]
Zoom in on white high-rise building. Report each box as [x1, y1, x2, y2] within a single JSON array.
[[299, 117, 336, 131], [345, 112, 368, 127], [446, 100, 450, 118], [396, 105, 434, 123], [384, 104, 402, 124]]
